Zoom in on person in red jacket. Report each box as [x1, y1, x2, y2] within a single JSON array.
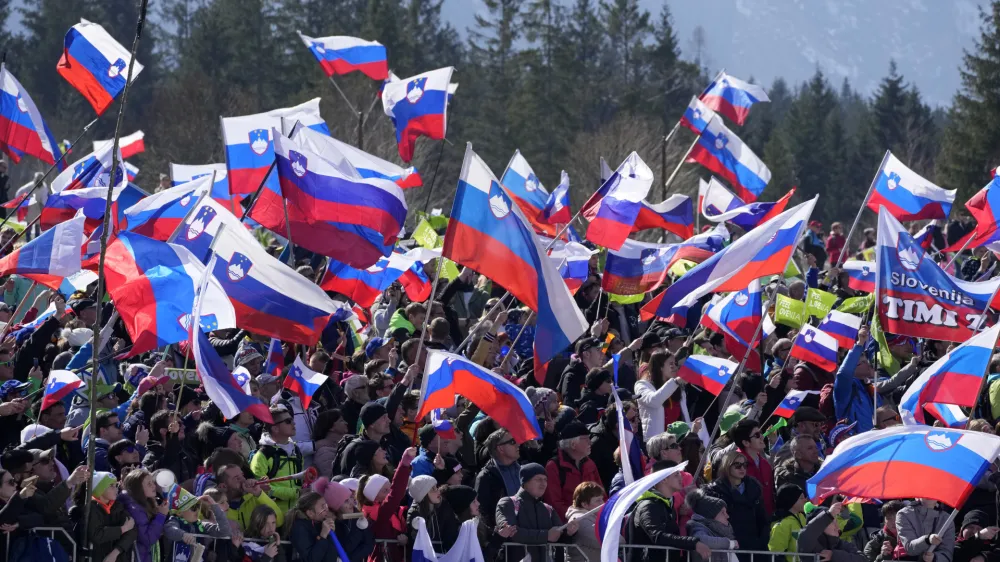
[[730, 419, 775, 516], [826, 222, 846, 266], [360, 446, 416, 562], [544, 421, 605, 519]]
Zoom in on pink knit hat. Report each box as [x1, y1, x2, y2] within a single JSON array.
[[311, 478, 353, 511]]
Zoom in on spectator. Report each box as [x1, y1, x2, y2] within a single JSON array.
[[313, 410, 349, 479], [119, 468, 168, 562], [312, 478, 372, 562], [864, 500, 904, 562], [544, 421, 604, 519], [406, 475, 459, 549], [497, 463, 580, 562], [474, 428, 521, 530], [85, 471, 136, 562], [567, 482, 604, 562], [953, 509, 1000, 562], [635, 350, 682, 438], [729, 419, 774, 515], [250, 405, 304, 514], [768, 484, 808, 560], [576, 369, 613, 425], [646, 432, 696, 530], [826, 222, 846, 266], [215, 463, 283, 531], [286, 491, 338, 562], [359, 446, 415, 562], [704, 449, 769, 553], [685, 489, 739, 562], [775, 436, 820, 492], [627, 460, 710, 562], [559, 337, 607, 408], [163, 483, 231, 561], [244, 505, 285, 562], [895, 499, 955, 562], [341, 375, 370, 434], [797, 504, 866, 562], [412, 424, 445, 477]]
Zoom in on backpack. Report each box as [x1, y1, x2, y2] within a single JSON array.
[[257, 443, 303, 480]]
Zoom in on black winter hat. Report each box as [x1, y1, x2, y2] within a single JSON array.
[[442, 485, 477, 514]]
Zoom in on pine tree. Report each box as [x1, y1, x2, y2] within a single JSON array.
[[777, 71, 839, 219], [870, 61, 907, 156], [565, 0, 607, 131], [646, 3, 700, 127], [600, 0, 651, 114]]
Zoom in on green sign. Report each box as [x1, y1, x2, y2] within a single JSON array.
[[774, 294, 807, 329], [805, 288, 837, 318]]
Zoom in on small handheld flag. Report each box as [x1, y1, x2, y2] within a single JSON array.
[[41, 370, 83, 412], [772, 390, 820, 419], [790, 325, 839, 372], [283, 356, 328, 410]]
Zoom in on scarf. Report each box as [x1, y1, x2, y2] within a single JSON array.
[[691, 514, 735, 540]]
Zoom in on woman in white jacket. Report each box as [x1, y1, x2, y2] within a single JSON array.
[[634, 350, 683, 438]]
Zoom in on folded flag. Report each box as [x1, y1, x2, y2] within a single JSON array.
[[0, 215, 84, 287], [443, 144, 587, 364], [641, 198, 815, 325], [913, 222, 940, 251], [93, 130, 144, 159], [297, 31, 388, 81], [123, 175, 212, 241], [268, 130, 407, 268], [868, 151, 956, 221], [103, 231, 237, 356], [190, 259, 272, 424], [430, 409, 457, 440], [612, 357, 644, 485], [172, 197, 353, 345], [680, 95, 717, 134], [0, 68, 62, 168], [677, 355, 738, 395], [283, 356, 328, 410], [597, 462, 688, 550], [57, 19, 143, 115], [699, 71, 769, 126], [583, 152, 654, 250], [320, 247, 440, 307], [899, 323, 1000, 425], [790, 325, 839, 372], [546, 239, 595, 295], [819, 310, 862, 349], [382, 67, 455, 162], [417, 350, 541, 443], [500, 150, 559, 238], [806, 425, 1000, 508], [843, 260, 875, 293], [41, 370, 84, 412], [263, 337, 283, 378], [702, 176, 796, 232], [291, 126, 422, 189], [686, 114, 770, 203], [50, 143, 125, 194], [40, 185, 124, 231], [268, 97, 329, 136], [772, 390, 821, 418], [541, 170, 571, 225], [631, 195, 694, 239], [944, 178, 1000, 252]]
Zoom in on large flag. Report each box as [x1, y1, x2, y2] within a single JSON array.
[[583, 152, 654, 250], [641, 198, 815, 325], [868, 151, 956, 221], [899, 323, 1000, 425], [540, 170, 571, 225], [0, 68, 62, 168], [631, 195, 694, 239], [191, 258, 273, 423], [443, 145, 587, 364], [603, 226, 728, 295], [806, 425, 1000, 508], [680, 95, 717, 134], [687, 115, 770, 203], [701, 176, 796, 232], [320, 247, 440, 307], [0, 215, 84, 288], [382, 67, 455, 162], [291, 126, 422, 189], [500, 150, 558, 237], [677, 355, 738, 395], [790, 325, 839, 372], [875, 207, 999, 342], [122, 175, 212, 241], [172, 197, 353, 345], [93, 130, 144, 159], [283, 356, 328, 410], [297, 32, 388, 81], [597, 463, 689, 555], [699, 71, 770, 126], [268, 130, 407, 268], [417, 351, 541, 443], [57, 19, 143, 115], [104, 231, 237, 355]]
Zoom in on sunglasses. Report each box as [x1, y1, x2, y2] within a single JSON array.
[[666, 443, 680, 450], [276, 418, 294, 426], [500, 439, 517, 447], [750, 432, 763, 439], [731, 462, 748, 469], [100, 421, 121, 429]]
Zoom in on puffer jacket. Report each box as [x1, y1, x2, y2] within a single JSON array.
[[685, 514, 737, 562], [249, 434, 303, 514], [626, 489, 699, 562], [703, 477, 769, 551]]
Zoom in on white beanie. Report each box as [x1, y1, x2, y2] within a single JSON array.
[[21, 424, 52, 444], [340, 478, 360, 491], [408, 475, 437, 503], [363, 474, 390, 502]]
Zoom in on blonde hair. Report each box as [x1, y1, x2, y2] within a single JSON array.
[[715, 449, 745, 482]]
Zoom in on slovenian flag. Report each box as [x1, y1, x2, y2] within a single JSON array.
[[867, 151, 956, 222], [790, 325, 839, 372], [819, 310, 862, 349], [93, 130, 144, 159], [41, 370, 84, 412], [297, 32, 388, 81], [686, 115, 771, 203], [583, 152, 654, 250], [57, 19, 143, 115], [772, 389, 820, 419], [0, 215, 85, 288], [699, 71, 769, 126], [0, 68, 62, 169], [680, 95, 716, 134], [843, 260, 875, 293], [632, 195, 694, 240], [430, 409, 457, 440], [283, 356, 328, 410], [263, 338, 283, 378], [540, 171, 571, 225], [677, 355, 738, 395], [382, 67, 455, 162]]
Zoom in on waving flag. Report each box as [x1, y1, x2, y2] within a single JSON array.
[[500, 150, 559, 237], [899, 324, 1000, 425], [0, 68, 61, 168], [868, 151, 955, 221], [268, 130, 407, 268], [632, 195, 694, 239], [41, 185, 123, 231], [701, 280, 770, 371], [924, 403, 970, 429], [221, 110, 281, 203], [819, 310, 862, 349], [382, 67, 455, 162], [677, 355, 738, 395], [0, 215, 84, 287], [443, 145, 587, 364], [430, 409, 457, 440], [603, 227, 728, 295], [93, 130, 144, 159], [541, 171, 571, 225], [597, 463, 688, 549], [913, 222, 940, 251], [773, 389, 821, 418], [843, 260, 875, 293], [57, 19, 143, 115], [612, 356, 643, 484], [875, 208, 999, 342], [417, 350, 541, 443], [297, 32, 388, 81], [41, 370, 84, 412], [702, 176, 796, 231], [790, 325, 839, 372], [641, 198, 815, 325], [292, 126, 421, 188], [123, 175, 212, 241], [268, 98, 329, 136], [583, 152, 654, 250], [173, 198, 352, 345], [191, 259, 272, 423], [680, 95, 717, 134], [699, 71, 769, 126], [546, 239, 595, 295], [806, 425, 1000, 507], [283, 356, 328, 410], [320, 247, 440, 307], [50, 144, 125, 194], [687, 115, 770, 202], [263, 338, 283, 378], [946, 178, 1000, 252], [168, 163, 234, 212], [104, 231, 236, 355]]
